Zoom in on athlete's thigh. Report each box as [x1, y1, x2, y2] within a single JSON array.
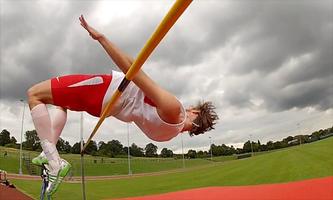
[[30, 79, 54, 104]]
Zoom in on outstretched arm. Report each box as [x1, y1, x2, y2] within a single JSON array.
[[79, 15, 183, 124], [79, 15, 133, 65]]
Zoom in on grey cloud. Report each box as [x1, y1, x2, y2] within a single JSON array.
[[1, 1, 96, 100], [264, 77, 333, 111], [208, 1, 333, 111]]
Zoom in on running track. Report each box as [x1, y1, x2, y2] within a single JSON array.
[[114, 176, 333, 200], [2, 176, 332, 199], [0, 184, 33, 200]]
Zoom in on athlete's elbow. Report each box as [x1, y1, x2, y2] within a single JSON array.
[[164, 105, 183, 124]]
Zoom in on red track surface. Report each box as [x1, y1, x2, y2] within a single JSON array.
[[115, 176, 333, 200], [0, 184, 33, 200]]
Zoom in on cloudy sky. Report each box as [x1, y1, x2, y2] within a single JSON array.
[[1, 0, 332, 153]]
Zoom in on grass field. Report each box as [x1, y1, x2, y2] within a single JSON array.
[[9, 137, 333, 200], [0, 147, 221, 176], [64, 155, 213, 176]]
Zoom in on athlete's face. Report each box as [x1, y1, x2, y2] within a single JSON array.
[[186, 107, 199, 123]]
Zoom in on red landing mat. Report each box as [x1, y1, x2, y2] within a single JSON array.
[[115, 176, 333, 200]]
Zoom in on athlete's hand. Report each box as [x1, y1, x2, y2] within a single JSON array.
[[79, 15, 104, 40]]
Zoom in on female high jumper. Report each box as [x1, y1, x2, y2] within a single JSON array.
[[27, 15, 218, 196]]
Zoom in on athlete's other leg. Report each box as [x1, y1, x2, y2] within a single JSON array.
[[51, 106, 67, 144]]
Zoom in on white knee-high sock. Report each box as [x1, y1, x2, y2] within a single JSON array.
[[51, 108, 67, 144], [31, 104, 53, 142], [31, 104, 60, 172], [37, 107, 67, 159]]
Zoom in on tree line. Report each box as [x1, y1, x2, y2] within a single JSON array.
[[0, 125, 332, 158]]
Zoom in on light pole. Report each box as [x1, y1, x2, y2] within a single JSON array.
[[209, 136, 213, 161], [297, 123, 301, 145], [250, 134, 254, 156], [19, 99, 26, 175], [181, 133, 185, 168], [80, 112, 86, 200], [127, 123, 132, 175]]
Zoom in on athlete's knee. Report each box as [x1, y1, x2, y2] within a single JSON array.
[[27, 80, 53, 108], [27, 85, 40, 104]]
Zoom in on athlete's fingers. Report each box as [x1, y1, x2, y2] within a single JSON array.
[[79, 15, 87, 28], [79, 15, 96, 38], [79, 15, 83, 24], [81, 15, 87, 26]]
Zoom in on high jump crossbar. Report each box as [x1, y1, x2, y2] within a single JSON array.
[[81, 0, 193, 154]]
